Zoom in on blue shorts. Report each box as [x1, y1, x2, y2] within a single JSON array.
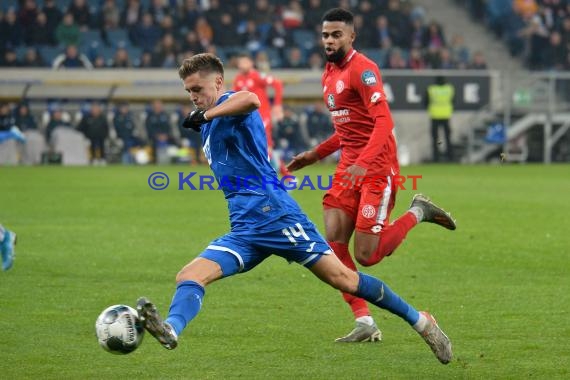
[[199, 215, 332, 277]]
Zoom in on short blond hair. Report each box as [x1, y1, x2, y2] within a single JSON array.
[[178, 53, 224, 80]]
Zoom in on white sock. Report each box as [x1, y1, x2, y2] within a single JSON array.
[[0, 225, 5, 242], [409, 206, 424, 223], [413, 312, 428, 333], [356, 316, 375, 326]]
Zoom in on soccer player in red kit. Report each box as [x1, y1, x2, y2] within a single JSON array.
[[287, 8, 457, 342], [233, 53, 289, 176]]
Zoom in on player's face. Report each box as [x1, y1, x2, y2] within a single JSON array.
[[236, 57, 253, 73], [183, 71, 223, 111], [321, 21, 355, 63]]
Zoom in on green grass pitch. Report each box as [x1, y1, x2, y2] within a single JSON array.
[[1, 164, 569, 379]]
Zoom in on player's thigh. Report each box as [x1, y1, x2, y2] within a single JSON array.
[[354, 175, 397, 235], [198, 234, 270, 278], [323, 186, 358, 242], [257, 214, 333, 269]]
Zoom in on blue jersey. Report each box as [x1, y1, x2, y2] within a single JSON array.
[[200, 91, 303, 233]]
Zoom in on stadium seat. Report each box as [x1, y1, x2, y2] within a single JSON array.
[[361, 49, 388, 67], [39, 46, 64, 66], [292, 29, 317, 51], [264, 48, 283, 69], [80, 30, 105, 51], [105, 28, 132, 48]]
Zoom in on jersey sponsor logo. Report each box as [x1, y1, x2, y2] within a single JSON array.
[[323, 85, 327, 93], [362, 205, 376, 218], [370, 91, 382, 103], [336, 80, 345, 94], [361, 70, 377, 86], [330, 109, 349, 117], [203, 135, 212, 165], [327, 94, 335, 109]]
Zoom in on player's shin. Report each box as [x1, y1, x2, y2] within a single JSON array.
[[329, 241, 370, 318], [165, 280, 205, 335], [355, 272, 420, 326]]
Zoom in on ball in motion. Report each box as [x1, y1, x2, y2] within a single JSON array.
[[95, 304, 144, 354]]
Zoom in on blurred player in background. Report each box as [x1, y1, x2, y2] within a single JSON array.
[[232, 52, 290, 177], [287, 8, 457, 343], [0, 224, 17, 271], [136, 53, 452, 365]]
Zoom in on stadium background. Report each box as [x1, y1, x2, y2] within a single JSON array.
[[1, 0, 569, 165]]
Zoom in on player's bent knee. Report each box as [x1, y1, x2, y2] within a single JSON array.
[[175, 258, 223, 286]]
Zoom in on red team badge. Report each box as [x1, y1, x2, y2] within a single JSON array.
[[362, 205, 376, 219]]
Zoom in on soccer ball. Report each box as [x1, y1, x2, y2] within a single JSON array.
[[95, 304, 145, 354]]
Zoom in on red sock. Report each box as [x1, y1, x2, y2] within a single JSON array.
[[328, 241, 370, 319], [279, 161, 291, 177], [361, 212, 418, 266]]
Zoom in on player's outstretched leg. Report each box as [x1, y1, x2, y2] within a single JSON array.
[[410, 194, 456, 230], [137, 297, 178, 350], [0, 226, 17, 271], [417, 311, 452, 364]]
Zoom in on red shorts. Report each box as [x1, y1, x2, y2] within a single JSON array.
[[323, 174, 397, 235]]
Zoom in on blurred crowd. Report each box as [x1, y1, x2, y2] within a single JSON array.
[[0, 99, 333, 165], [459, 0, 570, 71], [1, 0, 488, 70]]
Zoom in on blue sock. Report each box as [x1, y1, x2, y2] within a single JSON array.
[[165, 280, 205, 335], [356, 272, 419, 326]]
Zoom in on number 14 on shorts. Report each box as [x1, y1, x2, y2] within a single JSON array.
[[282, 223, 310, 246]]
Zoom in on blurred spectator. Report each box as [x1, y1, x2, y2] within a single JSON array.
[[158, 14, 176, 37], [137, 51, 153, 68], [100, 0, 121, 30], [132, 13, 161, 52], [77, 102, 110, 164], [513, 0, 538, 19], [281, 0, 304, 29], [266, 19, 291, 59], [45, 108, 72, 142], [92, 55, 107, 68], [181, 31, 205, 55], [19, 0, 40, 45], [121, 0, 143, 32], [307, 51, 324, 71], [0, 103, 16, 131], [15, 103, 38, 132], [274, 106, 307, 162], [145, 100, 172, 164], [42, 0, 63, 38], [148, 0, 170, 25], [178, 0, 201, 32], [195, 16, 214, 47], [468, 51, 488, 69], [1, 8, 23, 49], [55, 13, 81, 46], [438, 48, 455, 69], [303, 0, 325, 33], [300, 102, 333, 147], [30, 12, 57, 46], [152, 33, 179, 68], [67, 0, 92, 31], [374, 15, 394, 49], [449, 34, 470, 69], [52, 45, 94, 69], [408, 47, 426, 70], [113, 102, 139, 164], [2, 50, 20, 67], [409, 17, 426, 49], [112, 47, 132, 68], [284, 47, 308, 69], [21, 47, 45, 67], [544, 31, 566, 70], [423, 21, 446, 49], [240, 19, 263, 54], [385, 0, 409, 47], [386, 48, 408, 69], [251, 0, 275, 29], [213, 13, 241, 46]]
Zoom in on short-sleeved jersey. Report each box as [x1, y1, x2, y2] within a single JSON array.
[[322, 49, 399, 176], [233, 69, 282, 124], [200, 91, 303, 234]]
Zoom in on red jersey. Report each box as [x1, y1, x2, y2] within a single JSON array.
[[232, 69, 283, 126], [316, 49, 399, 176]]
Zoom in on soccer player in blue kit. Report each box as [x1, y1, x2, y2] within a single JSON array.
[[136, 53, 452, 364]]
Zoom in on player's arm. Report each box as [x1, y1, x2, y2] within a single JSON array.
[[264, 75, 284, 121], [206, 91, 260, 119], [352, 67, 391, 172], [287, 132, 340, 172]]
